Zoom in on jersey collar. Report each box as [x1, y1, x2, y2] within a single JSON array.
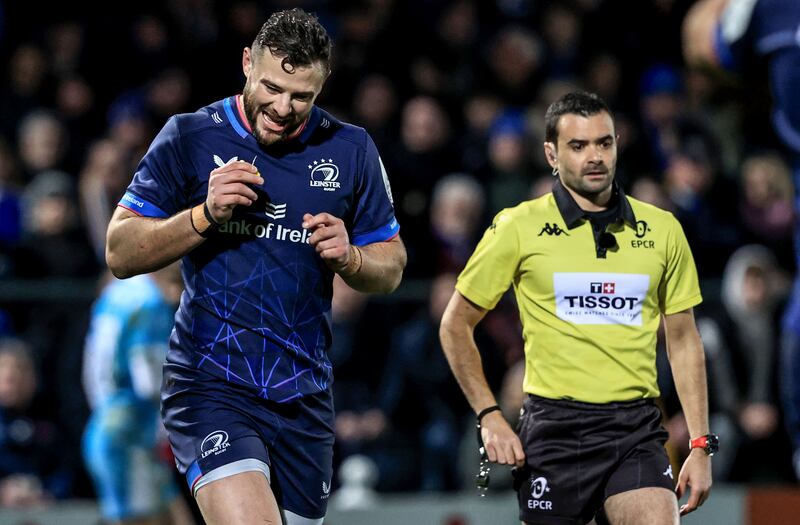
[[552, 178, 636, 229], [224, 95, 321, 144]]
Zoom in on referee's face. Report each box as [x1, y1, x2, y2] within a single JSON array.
[[550, 112, 617, 205]]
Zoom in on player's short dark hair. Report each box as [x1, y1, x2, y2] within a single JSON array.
[[253, 8, 332, 74], [544, 91, 613, 144]]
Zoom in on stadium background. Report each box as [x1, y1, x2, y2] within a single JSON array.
[[0, 0, 797, 523]]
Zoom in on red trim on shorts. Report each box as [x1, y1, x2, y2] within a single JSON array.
[[117, 204, 143, 216]]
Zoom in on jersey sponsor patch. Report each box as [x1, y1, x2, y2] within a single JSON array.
[[553, 272, 650, 325]]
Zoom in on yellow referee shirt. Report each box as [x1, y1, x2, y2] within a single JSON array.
[[456, 180, 702, 403]]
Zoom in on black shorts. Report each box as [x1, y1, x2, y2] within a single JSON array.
[[515, 395, 675, 525]]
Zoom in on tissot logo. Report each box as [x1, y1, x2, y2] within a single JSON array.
[[554, 272, 649, 325], [309, 158, 341, 192], [590, 282, 616, 294], [538, 223, 569, 236]]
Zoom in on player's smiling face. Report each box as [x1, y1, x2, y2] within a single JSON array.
[[546, 111, 617, 204], [242, 47, 327, 146]]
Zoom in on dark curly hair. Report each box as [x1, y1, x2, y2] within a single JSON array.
[[252, 8, 332, 74], [544, 91, 613, 144]]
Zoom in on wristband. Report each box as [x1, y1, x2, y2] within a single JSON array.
[[190, 203, 219, 238], [476, 405, 502, 425], [340, 245, 363, 277]]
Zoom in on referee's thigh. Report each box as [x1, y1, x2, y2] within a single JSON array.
[[196, 470, 282, 525], [603, 487, 678, 525]]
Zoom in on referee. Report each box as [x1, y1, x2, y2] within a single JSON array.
[[439, 92, 714, 525]]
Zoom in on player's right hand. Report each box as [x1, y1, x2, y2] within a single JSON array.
[[480, 411, 526, 467], [206, 160, 264, 224]]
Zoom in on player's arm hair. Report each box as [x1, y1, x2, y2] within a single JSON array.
[[682, 0, 728, 68], [663, 308, 710, 439], [339, 235, 407, 294], [439, 290, 497, 415], [106, 206, 205, 279]]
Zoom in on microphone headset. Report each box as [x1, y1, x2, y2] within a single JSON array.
[[598, 232, 617, 249]]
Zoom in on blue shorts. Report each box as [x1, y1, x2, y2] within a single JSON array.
[[83, 405, 180, 521], [161, 362, 335, 520]]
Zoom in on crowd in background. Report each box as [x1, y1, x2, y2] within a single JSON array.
[[0, 0, 797, 508]]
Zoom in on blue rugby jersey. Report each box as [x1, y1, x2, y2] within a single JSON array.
[[119, 96, 399, 402]]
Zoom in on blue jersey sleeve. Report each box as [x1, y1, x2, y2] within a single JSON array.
[[350, 133, 400, 246], [119, 116, 189, 218]]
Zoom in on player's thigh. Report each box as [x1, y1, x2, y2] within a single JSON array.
[[196, 470, 281, 525], [603, 487, 678, 525]]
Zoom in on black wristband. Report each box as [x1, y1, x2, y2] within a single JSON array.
[[203, 203, 220, 230], [476, 405, 502, 426]]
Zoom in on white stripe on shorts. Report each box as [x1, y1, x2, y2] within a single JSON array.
[[283, 509, 324, 525], [192, 458, 271, 497]]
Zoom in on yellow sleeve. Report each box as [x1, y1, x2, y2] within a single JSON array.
[[456, 210, 520, 310], [659, 215, 703, 314]]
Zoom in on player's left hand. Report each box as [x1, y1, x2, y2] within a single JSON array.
[[676, 449, 712, 515], [303, 212, 351, 273]]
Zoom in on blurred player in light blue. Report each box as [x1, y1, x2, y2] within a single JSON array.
[[82, 264, 194, 525]]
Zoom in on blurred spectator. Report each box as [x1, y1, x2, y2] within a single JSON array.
[[429, 173, 486, 275], [683, 1, 800, 479], [691, 246, 791, 481], [328, 276, 398, 490], [0, 44, 49, 144], [663, 127, 741, 277], [458, 91, 503, 174], [0, 338, 73, 506], [540, 3, 582, 79], [483, 110, 534, 214], [477, 25, 542, 106], [738, 152, 795, 270], [13, 170, 96, 279], [637, 63, 686, 173], [630, 176, 674, 212], [16, 110, 68, 182], [376, 273, 504, 491], [385, 96, 460, 277], [351, 73, 399, 150], [82, 266, 194, 524], [79, 139, 131, 263], [0, 139, 22, 270]]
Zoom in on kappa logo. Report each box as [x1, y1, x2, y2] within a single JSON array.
[[308, 158, 341, 192], [200, 430, 231, 459], [538, 223, 569, 236], [663, 465, 673, 479], [213, 155, 238, 167], [265, 202, 287, 220]]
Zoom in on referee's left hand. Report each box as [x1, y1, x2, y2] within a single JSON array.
[[303, 213, 351, 272], [480, 411, 526, 467], [676, 449, 712, 515]]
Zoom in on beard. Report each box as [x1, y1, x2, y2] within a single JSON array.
[[242, 88, 299, 146]]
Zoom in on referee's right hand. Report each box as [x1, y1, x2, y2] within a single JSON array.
[[480, 411, 526, 467], [206, 161, 264, 224]]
